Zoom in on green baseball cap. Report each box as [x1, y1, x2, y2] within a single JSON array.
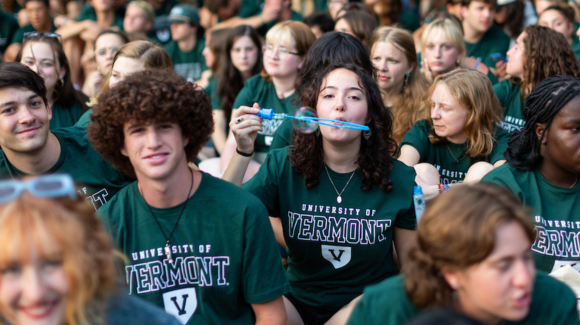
[[169, 4, 200, 24]]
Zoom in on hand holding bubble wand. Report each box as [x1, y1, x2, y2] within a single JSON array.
[[249, 107, 369, 133]]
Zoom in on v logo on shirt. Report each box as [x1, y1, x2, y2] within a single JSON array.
[[322, 245, 352, 269], [163, 288, 198, 324]]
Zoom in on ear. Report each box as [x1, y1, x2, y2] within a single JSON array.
[[59, 66, 66, 80], [535, 122, 548, 144], [46, 102, 52, 121], [441, 266, 462, 290], [183, 135, 190, 147], [298, 55, 306, 69], [406, 62, 415, 75], [121, 144, 128, 157], [461, 5, 468, 19]]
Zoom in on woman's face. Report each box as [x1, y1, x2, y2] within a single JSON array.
[[20, 42, 64, 96], [539, 9, 574, 42], [445, 222, 535, 324], [263, 39, 304, 79], [316, 68, 368, 144], [423, 29, 461, 75], [0, 241, 69, 325], [327, 0, 348, 20], [506, 32, 526, 79], [430, 83, 470, 143], [108, 57, 145, 89], [371, 41, 414, 92], [230, 35, 259, 74], [201, 36, 215, 69], [94, 34, 126, 76]]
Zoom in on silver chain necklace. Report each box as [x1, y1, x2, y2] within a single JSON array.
[[324, 165, 356, 204]]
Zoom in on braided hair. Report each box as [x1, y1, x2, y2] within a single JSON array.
[[505, 75, 580, 171]]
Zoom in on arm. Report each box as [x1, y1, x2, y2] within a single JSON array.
[[56, 20, 100, 41], [252, 296, 288, 325], [3, 43, 21, 62], [211, 0, 280, 30], [398, 145, 421, 167], [393, 227, 416, 267], [270, 217, 286, 248], [212, 110, 228, 155]]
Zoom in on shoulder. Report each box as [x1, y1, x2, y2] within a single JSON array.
[[363, 275, 409, 301], [390, 160, 417, 183], [494, 79, 518, 93], [486, 26, 510, 42], [52, 127, 88, 145], [163, 40, 177, 52], [244, 74, 266, 88], [200, 172, 269, 210], [98, 182, 135, 216], [523, 272, 579, 324], [105, 292, 181, 325], [481, 163, 523, 191], [401, 119, 431, 143]]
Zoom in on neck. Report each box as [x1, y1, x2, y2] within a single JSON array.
[[322, 138, 360, 173], [382, 83, 404, 106], [241, 70, 252, 83], [455, 295, 503, 325], [4, 132, 60, 174], [47, 89, 54, 106], [272, 74, 297, 99], [463, 24, 485, 43], [279, 7, 291, 20], [36, 20, 52, 32], [138, 164, 200, 208], [96, 10, 114, 26], [539, 161, 580, 188], [445, 132, 468, 144], [178, 35, 197, 53]]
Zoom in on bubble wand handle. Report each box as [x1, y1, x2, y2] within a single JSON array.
[[251, 109, 369, 131]]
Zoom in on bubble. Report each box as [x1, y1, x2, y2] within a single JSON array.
[[293, 107, 318, 134]]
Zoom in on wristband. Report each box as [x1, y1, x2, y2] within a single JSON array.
[[236, 147, 253, 157], [474, 57, 481, 71], [438, 184, 450, 193]]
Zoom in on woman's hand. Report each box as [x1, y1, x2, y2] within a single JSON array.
[[229, 103, 263, 154]]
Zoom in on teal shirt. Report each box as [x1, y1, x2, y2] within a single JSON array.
[[11, 22, 57, 44], [0, 10, 18, 53], [205, 75, 221, 110], [75, 4, 124, 30], [571, 37, 580, 64], [494, 79, 524, 132], [75, 108, 92, 127], [164, 38, 207, 82], [257, 11, 304, 36], [50, 101, 84, 130], [398, 10, 420, 32], [465, 26, 511, 69]]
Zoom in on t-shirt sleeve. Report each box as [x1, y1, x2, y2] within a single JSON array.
[[493, 80, 510, 108], [399, 120, 430, 162], [392, 163, 418, 230], [75, 4, 95, 21], [488, 128, 509, 164], [270, 119, 293, 151], [241, 199, 290, 304], [10, 27, 24, 44], [480, 165, 526, 202], [242, 150, 281, 217]]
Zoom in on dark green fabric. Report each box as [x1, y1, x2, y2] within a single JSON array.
[[465, 26, 510, 69], [10, 22, 57, 45], [75, 4, 124, 30], [153, 0, 177, 17], [98, 175, 290, 324], [49, 101, 83, 130], [0, 10, 18, 53], [482, 163, 580, 273], [243, 147, 417, 313], [346, 272, 580, 325], [494, 79, 524, 132], [238, 0, 262, 18], [233, 75, 300, 154], [400, 119, 509, 184], [75, 108, 92, 127], [204, 75, 221, 110], [257, 10, 303, 36], [0, 127, 131, 210], [398, 10, 420, 32], [571, 37, 580, 64], [164, 38, 207, 82]]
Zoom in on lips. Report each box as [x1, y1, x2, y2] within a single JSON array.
[[514, 292, 532, 308], [20, 300, 58, 320], [378, 75, 390, 81], [143, 152, 169, 165], [16, 126, 40, 136]]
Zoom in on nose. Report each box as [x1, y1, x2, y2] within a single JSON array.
[[270, 48, 280, 60], [22, 268, 48, 303], [507, 46, 514, 59], [18, 106, 36, 125], [105, 49, 115, 60], [576, 26, 580, 37], [145, 128, 162, 148], [435, 46, 442, 58], [512, 259, 534, 289], [335, 95, 345, 112], [431, 106, 441, 119], [27, 64, 39, 74]]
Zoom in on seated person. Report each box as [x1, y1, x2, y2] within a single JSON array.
[[123, 0, 165, 44], [346, 182, 580, 325]]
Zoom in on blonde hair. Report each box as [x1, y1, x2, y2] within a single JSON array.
[[127, 0, 156, 24], [0, 194, 117, 325], [420, 18, 465, 58], [425, 69, 503, 157], [370, 27, 429, 143]]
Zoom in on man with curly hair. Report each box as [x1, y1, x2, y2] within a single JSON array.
[[0, 62, 130, 210], [89, 69, 289, 325]]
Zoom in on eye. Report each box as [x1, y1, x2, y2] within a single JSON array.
[[0, 265, 21, 275], [96, 49, 106, 56], [266, 45, 274, 51], [444, 45, 452, 50], [1, 107, 15, 114], [372, 57, 381, 62], [42, 259, 63, 270], [279, 48, 289, 54], [427, 45, 434, 49], [30, 100, 42, 108]]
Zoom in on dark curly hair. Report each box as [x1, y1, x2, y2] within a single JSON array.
[[88, 69, 214, 178], [505, 75, 580, 170], [517, 25, 580, 99], [291, 63, 399, 192]]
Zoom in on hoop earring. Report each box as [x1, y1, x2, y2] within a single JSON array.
[[363, 129, 371, 140], [403, 73, 410, 91]]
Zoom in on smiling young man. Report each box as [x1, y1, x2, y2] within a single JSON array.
[[0, 63, 130, 210], [88, 69, 289, 325]]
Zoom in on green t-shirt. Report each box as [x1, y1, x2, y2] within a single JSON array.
[[98, 175, 290, 324], [75, 108, 92, 127], [164, 39, 207, 82], [0, 127, 130, 210], [242, 147, 417, 313], [0, 10, 18, 53], [494, 79, 524, 132], [465, 26, 510, 69], [233, 75, 300, 154], [257, 11, 304, 37], [398, 10, 420, 32], [50, 101, 84, 130], [346, 272, 579, 325], [238, 0, 262, 18], [482, 164, 580, 273], [75, 4, 124, 30], [269, 118, 294, 151], [205, 75, 221, 110], [10, 22, 57, 45], [571, 37, 580, 64], [400, 119, 509, 184]]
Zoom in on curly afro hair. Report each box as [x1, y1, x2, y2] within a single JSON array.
[[88, 69, 213, 178]]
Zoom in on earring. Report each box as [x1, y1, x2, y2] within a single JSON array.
[[456, 58, 461, 67], [363, 129, 371, 140], [403, 73, 410, 91]]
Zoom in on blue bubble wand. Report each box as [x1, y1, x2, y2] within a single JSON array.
[[252, 108, 369, 131]]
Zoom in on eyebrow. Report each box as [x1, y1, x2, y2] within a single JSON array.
[[0, 94, 40, 108], [321, 86, 364, 92]]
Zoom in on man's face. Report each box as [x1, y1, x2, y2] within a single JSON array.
[[462, 1, 496, 34], [0, 87, 51, 156], [123, 5, 152, 33], [25, 1, 49, 30], [170, 21, 196, 41]]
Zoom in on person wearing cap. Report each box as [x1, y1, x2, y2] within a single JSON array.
[[3, 0, 56, 62], [163, 4, 207, 82]]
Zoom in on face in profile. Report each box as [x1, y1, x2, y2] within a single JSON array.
[[506, 32, 526, 79], [430, 83, 470, 143], [108, 57, 145, 89]]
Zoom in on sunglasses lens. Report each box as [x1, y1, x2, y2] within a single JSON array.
[[0, 187, 16, 197], [33, 180, 64, 191]]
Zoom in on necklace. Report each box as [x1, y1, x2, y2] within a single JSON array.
[[571, 177, 579, 188], [140, 167, 194, 264], [324, 164, 356, 204], [447, 144, 465, 163]]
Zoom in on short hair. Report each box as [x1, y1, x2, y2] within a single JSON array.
[[127, 0, 156, 24], [0, 194, 117, 325], [93, 29, 130, 50], [23, 0, 49, 8], [424, 69, 503, 158], [88, 69, 213, 178], [403, 182, 534, 309], [505, 75, 580, 170], [261, 21, 316, 82], [304, 12, 335, 34], [541, 3, 575, 21], [0, 62, 47, 105], [461, 0, 497, 7], [335, 11, 377, 49], [421, 18, 465, 57]]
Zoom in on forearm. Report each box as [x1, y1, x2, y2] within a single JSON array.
[[222, 151, 252, 186], [56, 20, 87, 40]]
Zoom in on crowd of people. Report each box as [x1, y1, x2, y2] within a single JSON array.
[[0, 0, 579, 324]]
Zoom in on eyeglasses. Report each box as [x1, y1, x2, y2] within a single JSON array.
[[22, 32, 62, 43], [262, 44, 300, 58], [0, 174, 76, 205], [95, 46, 121, 57]]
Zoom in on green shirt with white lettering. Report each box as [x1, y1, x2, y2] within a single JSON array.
[[243, 147, 417, 313], [482, 163, 580, 273], [98, 175, 290, 324], [233, 75, 300, 155], [400, 119, 509, 184], [346, 272, 579, 325], [465, 26, 510, 69], [494, 79, 524, 132], [0, 10, 18, 53], [0, 127, 130, 210], [164, 38, 207, 82]]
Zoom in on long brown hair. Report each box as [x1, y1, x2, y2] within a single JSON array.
[[370, 27, 429, 143], [403, 183, 534, 309]]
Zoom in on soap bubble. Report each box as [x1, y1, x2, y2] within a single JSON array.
[[293, 107, 318, 134]]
